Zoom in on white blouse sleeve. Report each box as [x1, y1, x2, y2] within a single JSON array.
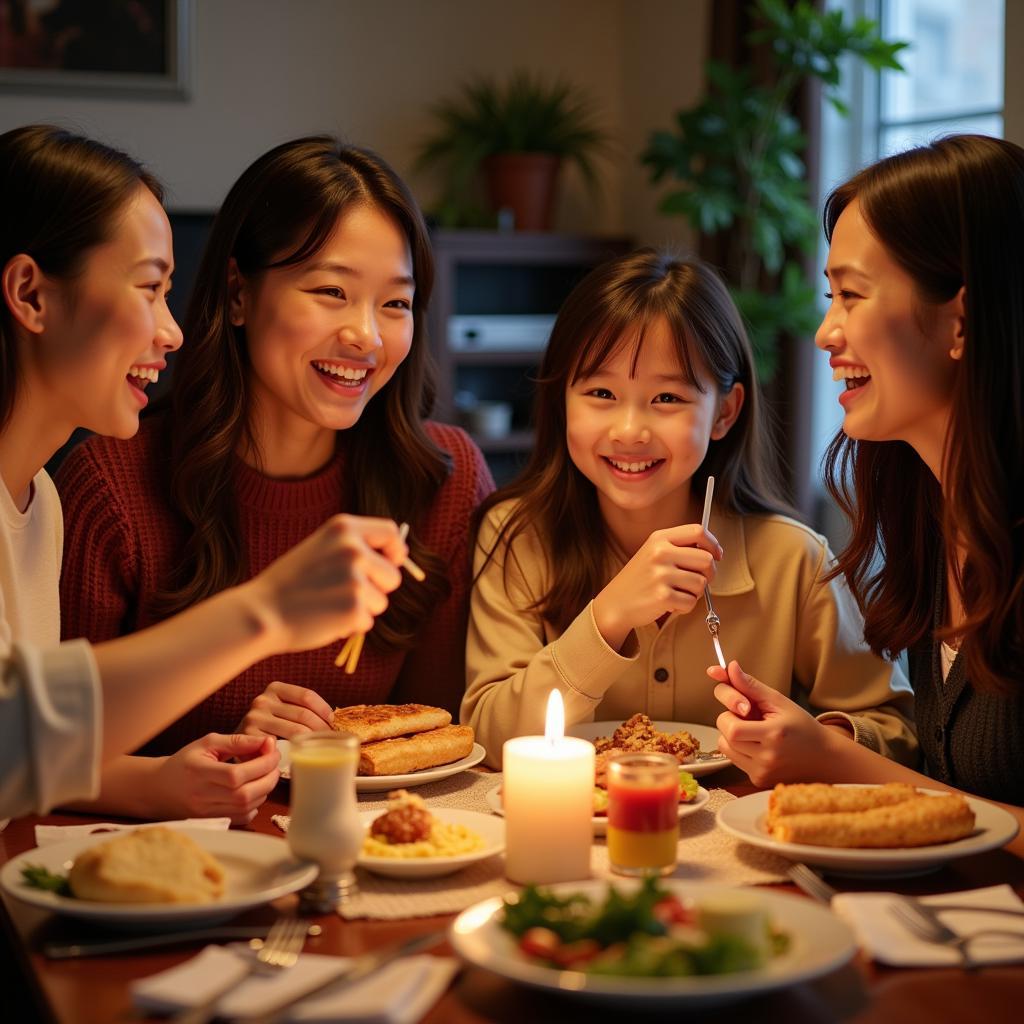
[[0, 638, 101, 823]]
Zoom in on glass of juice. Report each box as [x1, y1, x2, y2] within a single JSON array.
[[606, 752, 679, 876], [288, 730, 362, 911]]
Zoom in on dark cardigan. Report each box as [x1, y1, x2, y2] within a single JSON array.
[[909, 569, 1024, 806]]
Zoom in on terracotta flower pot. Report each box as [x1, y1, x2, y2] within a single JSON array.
[[482, 152, 561, 231]]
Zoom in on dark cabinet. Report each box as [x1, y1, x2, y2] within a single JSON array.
[[427, 230, 631, 481]]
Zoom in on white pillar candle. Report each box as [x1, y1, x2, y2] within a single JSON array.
[[503, 690, 595, 884]]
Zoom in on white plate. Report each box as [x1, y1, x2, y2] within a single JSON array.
[[484, 784, 710, 836], [0, 828, 318, 931], [567, 721, 732, 778], [278, 740, 487, 792], [358, 808, 504, 878], [449, 878, 856, 1007], [717, 788, 1021, 877]]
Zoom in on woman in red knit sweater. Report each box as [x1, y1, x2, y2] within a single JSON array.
[[55, 137, 494, 821]]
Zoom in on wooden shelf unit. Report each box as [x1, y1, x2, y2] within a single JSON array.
[[427, 230, 631, 478]]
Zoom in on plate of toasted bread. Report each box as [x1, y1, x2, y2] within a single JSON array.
[[717, 783, 1020, 876], [0, 826, 318, 929], [568, 716, 732, 778], [277, 703, 486, 791]]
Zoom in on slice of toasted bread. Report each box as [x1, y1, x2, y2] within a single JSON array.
[[68, 827, 225, 903], [331, 703, 451, 743], [358, 724, 475, 776]]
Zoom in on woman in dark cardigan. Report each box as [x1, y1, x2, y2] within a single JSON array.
[[708, 135, 1024, 843]]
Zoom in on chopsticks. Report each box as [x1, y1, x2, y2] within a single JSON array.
[[700, 476, 727, 669], [335, 522, 425, 674]]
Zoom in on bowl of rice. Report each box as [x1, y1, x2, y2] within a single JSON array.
[[358, 791, 505, 879]]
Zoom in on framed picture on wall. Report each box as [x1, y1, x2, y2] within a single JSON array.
[[0, 0, 192, 98]]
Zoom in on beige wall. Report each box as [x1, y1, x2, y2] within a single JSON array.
[[0, 0, 710, 244]]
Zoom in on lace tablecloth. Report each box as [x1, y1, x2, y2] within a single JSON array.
[[272, 773, 789, 920]]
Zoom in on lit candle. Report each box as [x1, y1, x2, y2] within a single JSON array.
[[502, 690, 595, 884]]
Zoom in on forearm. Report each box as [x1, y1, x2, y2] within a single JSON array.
[[60, 755, 167, 819], [92, 580, 280, 762]]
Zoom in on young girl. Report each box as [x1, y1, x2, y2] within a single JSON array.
[[712, 136, 1024, 830], [55, 136, 493, 819], [0, 125, 406, 823], [462, 250, 916, 772]]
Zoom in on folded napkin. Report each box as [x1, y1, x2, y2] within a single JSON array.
[[832, 884, 1024, 967], [131, 944, 458, 1023], [35, 817, 231, 847]]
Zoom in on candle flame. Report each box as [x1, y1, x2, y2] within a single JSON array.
[[544, 689, 565, 743]]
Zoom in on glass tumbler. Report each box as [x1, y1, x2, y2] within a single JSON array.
[[287, 730, 362, 911], [606, 752, 679, 876]]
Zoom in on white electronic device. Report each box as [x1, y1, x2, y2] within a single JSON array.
[[447, 315, 555, 352]]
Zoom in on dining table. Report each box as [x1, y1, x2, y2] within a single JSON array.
[[2, 767, 1023, 1024]]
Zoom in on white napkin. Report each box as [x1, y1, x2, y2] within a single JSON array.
[[34, 817, 231, 847], [832, 884, 1024, 967], [131, 944, 458, 1022]]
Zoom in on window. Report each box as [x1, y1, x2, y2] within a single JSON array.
[[810, 0, 1005, 538]]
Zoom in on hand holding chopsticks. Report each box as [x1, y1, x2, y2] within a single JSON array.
[[335, 522, 425, 674]]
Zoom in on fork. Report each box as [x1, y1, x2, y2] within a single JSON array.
[[790, 862, 1024, 917], [170, 913, 309, 1024], [889, 900, 1024, 971]]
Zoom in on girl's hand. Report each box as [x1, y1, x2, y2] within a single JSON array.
[[152, 733, 281, 825], [246, 514, 405, 653], [708, 660, 834, 786], [239, 681, 334, 739], [593, 524, 722, 651]]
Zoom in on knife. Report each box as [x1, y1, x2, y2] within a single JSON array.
[[245, 928, 448, 1024], [43, 925, 273, 959]]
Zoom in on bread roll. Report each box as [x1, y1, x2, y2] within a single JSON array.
[[332, 703, 451, 743], [68, 827, 225, 903], [358, 724, 475, 776], [770, 794, 975, 848], [766, 782, 917, 827]]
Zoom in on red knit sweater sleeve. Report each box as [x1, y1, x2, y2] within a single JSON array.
[[54, 439, 139, 644], [390, 424, 495, 715]]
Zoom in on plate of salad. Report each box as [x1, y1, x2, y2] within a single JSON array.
[[486, 770, 708, 836], [448, 876, 856, 1007]]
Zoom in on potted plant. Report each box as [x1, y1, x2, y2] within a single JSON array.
[[641, 0, 906, 378], [416, 71, 609, 231]]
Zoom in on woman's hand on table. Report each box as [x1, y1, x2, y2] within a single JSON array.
[[239, 681, 334, 739], [153, 733, 281, 825], [709, 660, 836, 787], [244, 514, 407, 652]]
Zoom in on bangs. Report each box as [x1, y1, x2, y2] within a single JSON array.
[[568, 306, 703, 391]]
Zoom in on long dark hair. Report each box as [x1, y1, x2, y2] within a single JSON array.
[[478, 249, 792, 631], [154, 136, 450, 650], [823, 134, 1024, 690], [0, 124, 162, 430]]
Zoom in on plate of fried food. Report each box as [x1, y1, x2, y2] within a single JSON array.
[[568, 715, 732, 779], [358, 790, 504, 879], [717, 782, 1020, 876], [277, 703, 486, 791], [449, 876, 856, 1007], [0, 826, 318, 930]]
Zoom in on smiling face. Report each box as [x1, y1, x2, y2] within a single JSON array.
[[37, 184, 181, 439], [234, 204, 415, 451], [816, 199, 962, 460], [566, 316, 741, 537]]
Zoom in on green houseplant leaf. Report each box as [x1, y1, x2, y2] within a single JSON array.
[[641, 0, 906, 380], [416, 71, 610, 227]]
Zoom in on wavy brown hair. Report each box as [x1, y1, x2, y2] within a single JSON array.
[[153, 136, 451, 650], [0, 124, 162, 431], [477, 249, 793, 632], [823, 135, 1024, 690]]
